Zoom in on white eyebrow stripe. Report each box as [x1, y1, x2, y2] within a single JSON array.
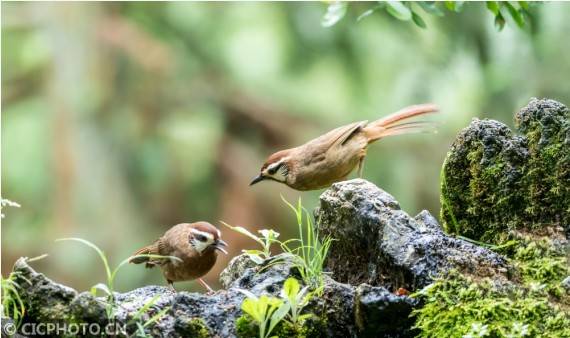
[[190, 229, 214, 240]]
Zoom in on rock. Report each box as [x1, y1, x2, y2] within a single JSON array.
[[316, 179, 510, 290], [11, 179, 514, 337], [441, 98, 570, 241], [354, 284, 418, 337]]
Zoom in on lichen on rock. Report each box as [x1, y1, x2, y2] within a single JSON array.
[[441, 98, 570, 241]]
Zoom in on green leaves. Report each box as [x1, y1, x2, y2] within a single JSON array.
[[238, 277, 314, 338], [222, 221, 281, 263], [322, 1, 537, 31], [386, 1, 412, 21], [321, 1, 348, 27], [239, 292, 289, 338], [486, 1, 533, 31], [281, 277, 312, 325]]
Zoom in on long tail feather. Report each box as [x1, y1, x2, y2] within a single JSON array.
[[364, 103, 439, 142]]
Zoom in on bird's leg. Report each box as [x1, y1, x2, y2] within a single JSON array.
[[357, 154, 366, 178], [166, 279, 176, 292], [198, 278, 214, 293]]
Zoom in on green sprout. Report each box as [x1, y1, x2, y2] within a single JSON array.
[[237, 277, 315, 338], [220, 222, 280, 264], [279, 197, 333, 291]]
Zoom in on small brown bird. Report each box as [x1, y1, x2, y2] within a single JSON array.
[[250, 103, 439, 191], [129, 222, 228, 292]]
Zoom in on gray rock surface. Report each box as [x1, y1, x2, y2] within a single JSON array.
[[10, 179, 510, 337], [316, 179, 510, 290]]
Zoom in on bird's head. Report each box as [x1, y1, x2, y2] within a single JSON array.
[[189, 222, 228, 255], [250, 150, 291, 186]]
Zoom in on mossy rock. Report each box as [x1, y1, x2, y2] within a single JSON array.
[[441, 98, 570, 241]]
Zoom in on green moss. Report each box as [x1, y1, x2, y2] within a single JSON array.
[[413, 272, 570, 338], [441, 99, 570, 241], [413, 228, 569, 338], [175, 317, 210, 338]]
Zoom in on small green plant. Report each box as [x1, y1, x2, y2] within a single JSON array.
[[1, 272, 26, 328], [56, 238, 180, 320], [224, 198, 333, 291], [221, 222, 281, 264], [237, 277, 316, 338], [279, 198, 333, 291], [1, 255, 47, 330], [280, 277, 313, 328], [238, 290, 289, 338]]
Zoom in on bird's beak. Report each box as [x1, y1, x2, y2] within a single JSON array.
[[214, 239, 228, 255], [249, 174, 265, 186]]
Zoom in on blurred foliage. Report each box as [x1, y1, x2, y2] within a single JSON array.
[[323, 1, 539, 31], [2, 2, 570, 292]]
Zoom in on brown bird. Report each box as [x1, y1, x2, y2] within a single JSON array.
[[250, 104, 439, 191], [129, 222, 228, 292]]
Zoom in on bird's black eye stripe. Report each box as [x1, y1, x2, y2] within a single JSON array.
[[195, 234, 208, 242], [267, 163, 281, 175]]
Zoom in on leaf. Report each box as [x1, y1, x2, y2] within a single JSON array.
[[282, 277, 300, 302], [454, 1, 465, 12], [241, 298, 263, 323], [268, 302, 290, 336], [357, 8, 376, 22], [91, 283, 111, 296], [259, 229, 280, 240], [321, 2, 348, 28], [486, 1, 500, 16], [143, 306, 170, 327], [386, 1, 412, 21], [505, 2, 525, 28], [412, 11, 427, 28], [244, 252, 265, 265], [56, 238, 112, 282], [444, 1, 455, 11], [418, 2, 444, 17], [221, 221, 263, 245], [494, 12, 506, 31]]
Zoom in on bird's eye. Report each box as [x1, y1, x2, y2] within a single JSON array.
[[267, 163, 280, 175], [195, 234, 208, 242]]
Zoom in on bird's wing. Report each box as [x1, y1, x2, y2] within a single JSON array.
[[305, 120, 368, 156], [129, 237, 171, 265]]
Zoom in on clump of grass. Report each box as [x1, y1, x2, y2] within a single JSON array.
[[1, 271, 26, 328], [1, 255, 47, 329], [279, 197, 333, 291]]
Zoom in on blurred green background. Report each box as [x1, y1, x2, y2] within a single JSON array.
[[2, 2, 569, 292]]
